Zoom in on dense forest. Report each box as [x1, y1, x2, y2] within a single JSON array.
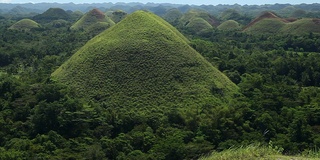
[[0, 2, 320, 160]]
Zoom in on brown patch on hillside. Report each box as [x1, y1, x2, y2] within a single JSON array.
[[207, 15, 220, 27], [89, 8, 105, 20], [243, 11, 288, 31]]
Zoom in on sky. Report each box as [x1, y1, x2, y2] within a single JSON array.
[[1, 0, 319, 5]]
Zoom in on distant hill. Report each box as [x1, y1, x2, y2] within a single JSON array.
[[280, 18, 320, 34], [243, 11, 287, 31], [108, 10, 127, 23], [9, 6, 41, 16], [219, 9, 242, 21], [52, 10, 238, 109], [70, 8, 115, 31], [244, 11, 320, 35], [179, 9, 219, 34], [180, 9, 220, 27], [217, 20, 241, 31], [8, 19, 41, 31], [163, 8, 183, 25], [33, 8, 71, 23]]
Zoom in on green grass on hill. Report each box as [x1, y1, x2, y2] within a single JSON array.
[[8, 19, 41, 31], [70, 9, 115, 31], [186, 17, 213, 33], [179, 9, 219, 27], [244, 18, 285, 34], [52, 10, 238, 109], [280, 18, 320, 35], [217, 20, 241, 31], [163, 8, 183, 24], [33, 8, 71, 22], [244, 18, 320, 35], [199, 144, 319, 160]]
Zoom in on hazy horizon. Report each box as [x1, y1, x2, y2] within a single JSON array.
[[1, 0, 319, 5]]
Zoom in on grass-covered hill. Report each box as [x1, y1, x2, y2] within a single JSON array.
[[8, 18, 41, 31], [243, 11, 320, 35], [52, 10, 238, 109], [108, 10, 127, 23], [280, 18, 320, 35], [70, 8, 115, 31], [33, 8, 71, 23], [163, 8, 183, 25], [243, 11, 287, 31], [185, 17, 213, 33], [217, 20, 241, 31], [179, 9, 219, 34]]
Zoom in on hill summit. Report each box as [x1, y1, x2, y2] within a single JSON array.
[[70, 8, 115, 31], [52, 10, 238, 108]]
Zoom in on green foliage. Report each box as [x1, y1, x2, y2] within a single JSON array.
[[244, 18, 286, 34]]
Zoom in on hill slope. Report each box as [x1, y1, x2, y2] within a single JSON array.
[[71, 8, 115, 31], [8, 19, 41, 30], [52, 10, 238, 108], [243, 11, 320, 35]]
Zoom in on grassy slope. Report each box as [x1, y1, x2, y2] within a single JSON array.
[[70, 9, 115, 30], [244, 13, 320, 35], [180, 9, 219, 27], [280, 18, 320, 35], [52, 10, 238, 109], [8, 19, 40, 30], [244, 18, 286, 34], [217, 20, 241, 31], [186, 17, 213, 33], [33, 8, 71, 21], [199, 145, 318, 160], [163, 8, 183, 24]]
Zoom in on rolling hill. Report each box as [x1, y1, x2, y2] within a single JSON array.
[[70, 8, 115, 31], [33, 8, 71, 23], [52, 10, 238, 109], [217, 20, 241, 31], [8, 19, 41, 31], [280, 18, 320, 35], [243, 11, 287, 31], [244, 11, 320, 34], [163, 8, 183, 25], [179, 9, 218, 34]]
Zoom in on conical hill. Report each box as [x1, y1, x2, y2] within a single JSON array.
[[9, 19, 41, 31], [243, 11, 287, 31], [33, 8, 71, 23], [52, 11, 238, 108], [70, 8, 115, 30]]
